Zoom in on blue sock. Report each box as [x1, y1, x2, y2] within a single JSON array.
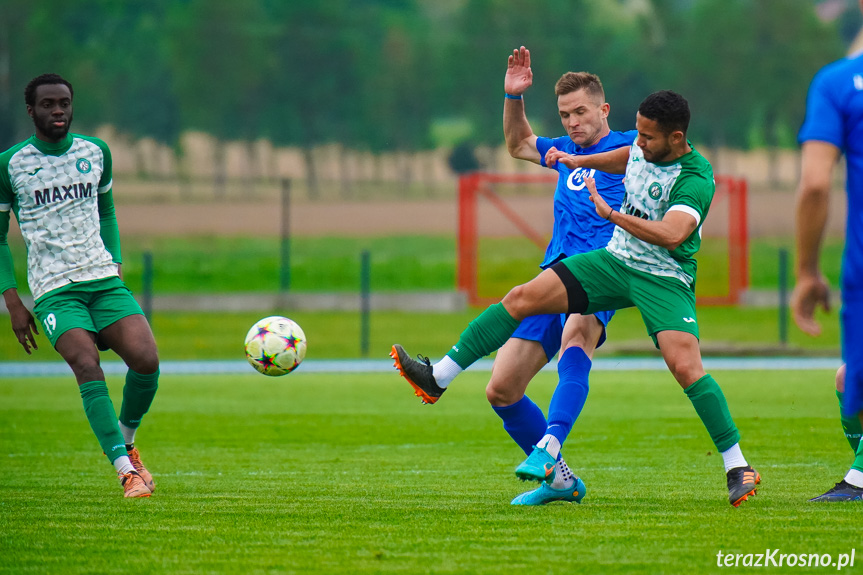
[[492, 395, 547, 456], [546, 346, 591, 446]]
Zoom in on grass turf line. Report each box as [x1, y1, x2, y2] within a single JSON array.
[[0, 370, 858, 574]]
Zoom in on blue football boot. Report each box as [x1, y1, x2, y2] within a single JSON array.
[[511, 477, 587, 506], [515, 445, 557, 483], [809, 480, 863, 502]]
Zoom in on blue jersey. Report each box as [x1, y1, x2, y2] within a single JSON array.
[[535, 130, 636, 268], [798, 51, 863, 295]]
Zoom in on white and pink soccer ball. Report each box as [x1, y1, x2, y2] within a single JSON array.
[[244, 316, 307, 376]]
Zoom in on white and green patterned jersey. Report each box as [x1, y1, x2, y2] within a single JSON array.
[[0, 133, 121, 301], [605, 142, 714, 287]]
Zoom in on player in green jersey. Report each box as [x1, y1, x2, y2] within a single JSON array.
[[393, 91, 760, 507], [0, 74, 159, 498]]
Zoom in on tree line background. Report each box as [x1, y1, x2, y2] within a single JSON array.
[[0, 0, 854, 161]]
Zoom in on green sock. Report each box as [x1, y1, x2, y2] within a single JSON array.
[[684, 374, 741, 453], [119, 368, 160, 429], [836, 390, 862, 453], [79, 381, 126, 463], [852, 431, 863, 473], [445, 302, 521, 369]]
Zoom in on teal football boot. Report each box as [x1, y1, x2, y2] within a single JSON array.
[[515, 445, 557, 483], [511, 477, 587, 505]]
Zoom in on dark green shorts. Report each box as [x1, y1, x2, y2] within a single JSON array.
[[557, 248, 699, 347], [33, 276, 143, 348]]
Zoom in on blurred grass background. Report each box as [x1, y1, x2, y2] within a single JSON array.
[[0, 236, 843, 361], [3, 236, 843, 294]]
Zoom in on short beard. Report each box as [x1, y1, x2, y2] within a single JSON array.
[[644, 144, 671, 163], [35, 116, 71, 141]]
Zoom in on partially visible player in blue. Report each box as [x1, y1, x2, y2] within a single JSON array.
[[793, 9, 863, 502], [392, 46, 634, 505]]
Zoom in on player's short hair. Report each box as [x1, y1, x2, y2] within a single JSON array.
[[554, 72, 605, 103], [25, 74, 74, 107], [638, 90, 690, 135]]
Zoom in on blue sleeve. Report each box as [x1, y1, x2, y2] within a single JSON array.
[[536, 136, 571, 167], [621, 130, 638, 145], [798, 67, 844, 149]]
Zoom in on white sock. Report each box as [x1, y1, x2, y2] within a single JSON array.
[[844, 468, 863, 488], [113, 455, 135, 475], [537, 434, 561, 459], [721, 443, 748, 472], [118, 421, 137, 446], [432, 356, 463, 388], [550, 458, 576, 489]]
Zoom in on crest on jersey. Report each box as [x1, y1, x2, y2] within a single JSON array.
[[566, 168, 596, 191], [648, 182, 662, 200], [76, 159, 91, 174]]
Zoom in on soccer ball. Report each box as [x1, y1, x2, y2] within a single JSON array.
[[244, 316, 307, 376]]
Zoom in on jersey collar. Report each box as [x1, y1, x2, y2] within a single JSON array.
[[29, 133, 74, 156]]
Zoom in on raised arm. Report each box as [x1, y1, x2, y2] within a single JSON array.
[[546, 145, 630, 174], [791, 140, 840, 336], [503, 46, 540, 163]]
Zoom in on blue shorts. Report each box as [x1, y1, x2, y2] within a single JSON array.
[[842, 295, 863, 416], [511, 310, 614, 362]]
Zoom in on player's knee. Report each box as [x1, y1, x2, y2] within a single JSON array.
[[562, 337, 595, 358], [127, 347, 160, 375], [68, 357, 103, 383], [502, 284, 533, 320], [837, 364, 846, 393], [667, 358, 702, 388], [486, 379, 517, 406]]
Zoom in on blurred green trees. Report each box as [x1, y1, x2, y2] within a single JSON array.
[[0, 0, 851, 152]]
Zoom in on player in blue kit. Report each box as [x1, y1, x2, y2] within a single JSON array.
[[793, 13, 863, 501], [393, 46, 634, 505]]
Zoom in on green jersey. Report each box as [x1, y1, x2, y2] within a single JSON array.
[[0, 133, 121, 301], [605, 142, 714, 287]]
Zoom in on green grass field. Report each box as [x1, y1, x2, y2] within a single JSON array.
[[0, 304, 841, 362], [3, 235, 844, 295], [0, 234, 842, 361], [1, 370, 859, 574]]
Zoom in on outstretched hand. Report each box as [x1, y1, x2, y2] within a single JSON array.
[[8, 304, 39, 354], [545, 147, 580, 170], [505, 46, 533, 96], [791, 274, 831, 336], [585, 177, 614, 220]]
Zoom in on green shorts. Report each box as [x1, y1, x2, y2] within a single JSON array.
[[557, 248, 699, 347], [33, 276, 144, 348]]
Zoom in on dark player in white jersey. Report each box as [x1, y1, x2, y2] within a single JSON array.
[[0, 74, 159, 498]]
